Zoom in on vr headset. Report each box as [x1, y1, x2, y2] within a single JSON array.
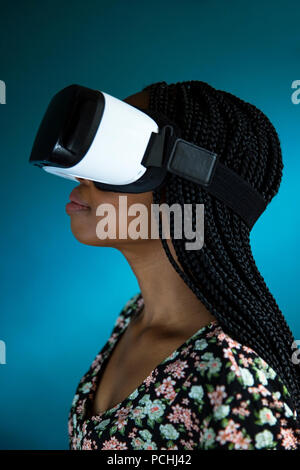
[[29, 84, 267, 229]]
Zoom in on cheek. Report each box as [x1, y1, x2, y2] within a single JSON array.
[[67, 202, 130, 245], [99, 194, 155, 242], [120, 193, 154, 240], [95, 200, 148, 242], [68, 191, 155, 245]]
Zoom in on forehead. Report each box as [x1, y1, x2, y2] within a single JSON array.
[[122, 90, 150, 110]]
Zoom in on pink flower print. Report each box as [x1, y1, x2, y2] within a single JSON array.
[[108, 332, 119, 345], [216, 429, 233, 445], [144, 370, 157, 388], [71, 435, 81, 450], [101, 436, 128, 450], [115, 406, 131, 429], [167, 404, 194, 432], [239, 353, 254, 367], [225, 419, 241, 434], [216, 419, 241, 446], [257, 384, 272, 396], [248, 384, 271, 397], [260, 357, 268, 368], [242, 345, 256, 354], [230, 431, 251, 449], [240, 401, 248, 408], [183, 380, 191, 386], [82, 421, 88, 435], [208, 385, 227, 408], [76, 402, 85, 417], [206, 325, 223, 339], [91, 414, 102, 423], [221, 334, 241, 350], [181, 344, 193, 357], [270, 398, 284, 409], [164, 359, 189, 379], [68, 419, 73, 436], [223, 348, 241, 377], [278, 428, 299, 450], [91, 353, 103, 369], [81, 438, 96, 450], [232, 406, 250, 417], [155, 376, 176, 401], [179, 438, 194, 450]]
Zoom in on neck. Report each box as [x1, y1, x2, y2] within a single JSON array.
[[118, 237, 216, 335]]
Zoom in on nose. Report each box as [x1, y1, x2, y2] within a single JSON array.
[[76, 177, 93, 186]]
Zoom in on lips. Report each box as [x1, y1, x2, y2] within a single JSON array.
[[69, 188, 90, 207], [66, 188, 91, 215]]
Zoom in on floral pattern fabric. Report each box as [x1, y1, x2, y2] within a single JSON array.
[[68, 292, 300, 450]]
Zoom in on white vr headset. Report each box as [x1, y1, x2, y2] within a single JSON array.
[[29, 84, 267, 229]]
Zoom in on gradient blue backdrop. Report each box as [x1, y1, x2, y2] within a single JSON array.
[[0, 0, 299, 450]]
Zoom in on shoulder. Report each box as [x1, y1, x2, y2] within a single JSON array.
[[187, 322, 300, 450]]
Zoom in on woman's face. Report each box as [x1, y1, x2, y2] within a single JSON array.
[[65, 90, 161, 248]]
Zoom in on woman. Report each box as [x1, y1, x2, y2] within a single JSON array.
[[67, 80, 300, 450]]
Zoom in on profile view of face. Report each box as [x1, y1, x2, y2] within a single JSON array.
[[65, 90, 164, 249]]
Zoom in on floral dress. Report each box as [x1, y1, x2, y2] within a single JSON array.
[[68, 292, 300, 450]]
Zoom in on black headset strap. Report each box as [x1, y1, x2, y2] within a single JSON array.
[[206, 161, 267, 229], [142, 120, 267, 230]]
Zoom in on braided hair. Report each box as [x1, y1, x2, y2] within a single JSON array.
[[142, 79, 300, 425]]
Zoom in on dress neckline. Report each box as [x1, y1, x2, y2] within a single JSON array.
[[83, 293, 218, 422]]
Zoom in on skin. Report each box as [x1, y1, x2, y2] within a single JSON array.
[[67, 90, 216, 339]]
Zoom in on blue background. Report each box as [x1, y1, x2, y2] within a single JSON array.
[[0, 0, 299, 450]]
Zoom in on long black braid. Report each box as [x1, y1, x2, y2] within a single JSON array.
[[141, 79, 300, 426]]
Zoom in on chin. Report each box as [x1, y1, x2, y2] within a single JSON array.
[[70, 226, 113, 247], [69, 220, 93, 245]]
